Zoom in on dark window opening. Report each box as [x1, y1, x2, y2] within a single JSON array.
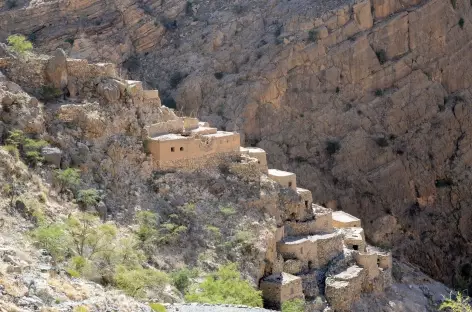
[[377, 258, 381, 266], [305, 200, 309, 209], [180, 147, 184, 151], [258, 161, 260, 164], [353, 245, 359, 251], [171, 147, 175, 152], [308, 261, 313, 270], [288, 181, 293, 187]]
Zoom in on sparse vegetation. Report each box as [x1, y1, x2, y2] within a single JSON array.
[[73, 306, 89, 312], [282, 299, 305, 312], [375, 89, 384, 96], [171, 267, 199, 293], [375, 49, 387, 65], [114, 266, 169, 298], [459, 18, 465, 29], [439, 292, 472, 311], [149, 303, 167, 312], [219, 206, 236, 216], [7, 35, 33, 55], [4, 130, 47, 166], [76, 188, 100, 210], [54, 168, 81, 193], [186, 263, 263, 307], [40, 85, 62, 101], [214, 72, 224, 80], [451, 0, 457, 9]]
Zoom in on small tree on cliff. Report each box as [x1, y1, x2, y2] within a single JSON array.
[[7, 35, 33, 55], [439, 292, 472, 312]]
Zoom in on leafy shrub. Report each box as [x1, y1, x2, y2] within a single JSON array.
[[54, 168, 81, 193], [149, 303, 167, 312], [136, 210, 159, 243], [3, 145, 19, 160], [40, 85, 62, 101], [214, 72, 224, 80], [65, 213, 117, 258], [186, 263, 263, 307], [73, 306, 89, 312], [439, 292, 472, 311], [171, 267, 199, 293], [375, 49, 387, 65], [30, 223, 68, 260], [459, 18, 465, 29], [219, 206, 236, 216], [114, 266, 169, 298], [205, 225, 221, 239], [5, 129, 47, 166], [7, 35, 33, 55], [5, 129, 26, 147], [282, 299, 305, 312], [77, 189, 100, 209]]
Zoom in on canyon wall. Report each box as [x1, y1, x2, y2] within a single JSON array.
[[2, 0, 472, 290]]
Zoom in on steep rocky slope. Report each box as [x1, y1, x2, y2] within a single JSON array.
[[1, 0, 471, 300]]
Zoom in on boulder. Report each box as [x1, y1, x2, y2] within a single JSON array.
[[41, 147, 62, 168], [46, 49, 68, 89], [97, 79, 121, 103]]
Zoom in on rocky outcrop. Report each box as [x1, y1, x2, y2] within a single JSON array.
[[1, 0, 471, 296], [46, 48, 68, 89], [128, 0, 472, 291]]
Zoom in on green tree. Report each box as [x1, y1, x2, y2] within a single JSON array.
[[54, 168, 81, 193], [66, 213, 116, 258], [136, 210, 159, 243], [4, 130, 47, 166], [7, 35, 33, 55], [114, 266, 169, 298], [439, 292, 472, 312], [30, 223, 69, 260], [77, 189, 100, 210], [171, 267, 199, 293], [186, 263, 263, 307], [282, 299, 305, 312]]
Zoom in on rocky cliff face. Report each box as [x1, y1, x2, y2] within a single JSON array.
[[2, 0, 472, 294]]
